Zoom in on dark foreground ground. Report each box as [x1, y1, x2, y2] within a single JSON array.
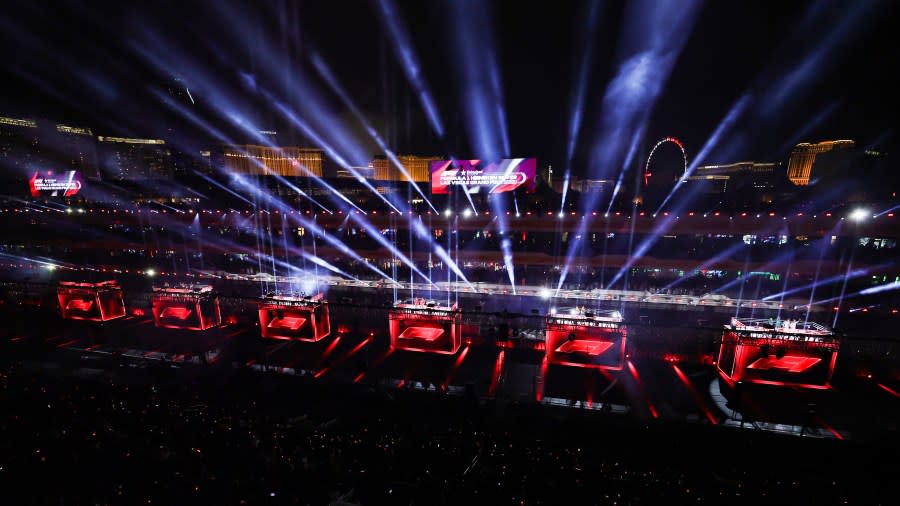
[[2, 353, 896, 506]]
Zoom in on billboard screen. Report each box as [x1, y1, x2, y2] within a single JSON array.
[[431, 158, 536, 194], [29, 170, 83, 197]]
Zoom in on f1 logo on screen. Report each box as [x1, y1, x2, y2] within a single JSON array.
[[748, 355, 822, 373], [431, 158, 536, 194]]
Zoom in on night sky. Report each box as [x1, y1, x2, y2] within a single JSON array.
[[1, 0, 898, 177]]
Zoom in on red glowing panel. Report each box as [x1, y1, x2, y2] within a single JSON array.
[[160, 307, 192, 320], [257, 299, 331, 341], [556, 340, 614, 356], [268, 316, 307, 331], [58, 282, 126, 322], [748, 355, 822, 373], [66, 299, 94, 312], [399, 326, 445, 342], [544, 317, 626, 370], [389, 305, 462, 354]]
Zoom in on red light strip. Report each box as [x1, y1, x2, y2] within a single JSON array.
[[749, 379, 831, 390], [488, 350, 506, 397], [442, 345, 471, 388], [877, 383, 900, 398], [626, 360, 659, 418], [316, 336, 373, 379], [353, 349, 394, 384], [315, 336, 343, 367], [536, 357, 549, 402], [817, 417, 844, 440], [672, 364, 717, 425]]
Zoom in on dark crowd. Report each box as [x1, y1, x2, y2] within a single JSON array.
[[2, 358, 896, 506]]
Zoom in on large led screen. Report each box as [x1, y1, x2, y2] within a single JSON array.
[[431, 158, 536, 194], [29, 170, 83, 197]]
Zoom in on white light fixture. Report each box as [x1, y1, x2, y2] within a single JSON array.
[[850, 208, 869, 222], [146, 268, 156, 277], [462, 208, 473, 218], [444, 209, 452, 217], [539, 288, 552, 299]]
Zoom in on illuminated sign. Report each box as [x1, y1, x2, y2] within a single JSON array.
[[389, 303, 462, 354], [547, 317, 621, 329], [29, 171, 83, 197], [747, 355, 822, 373], [431, 158, 536, 194]]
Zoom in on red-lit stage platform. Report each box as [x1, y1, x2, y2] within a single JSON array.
[[389, 299, 462, 354], [57, 281, 126, 322], [258, 293, 330, 341], [545, 308, 626, 370], [151, 285, 222, 330], [717, 317, 840, 389]]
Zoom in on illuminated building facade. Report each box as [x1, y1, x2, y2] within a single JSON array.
[[372, 154, 439, 182], [685, 161, 781, 194], [56, 124, 97, 176], [786, 140, 854, 186], [0, 115, 99, 183], [336, 164, 375, 179], [570, 178, 614, 194], [97, 135, 171, 181], [0, 115, 41, 179], [223, 145, 323, 177]]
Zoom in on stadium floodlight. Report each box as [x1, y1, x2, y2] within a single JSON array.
[[44, 264, 57, 271], [444, 209, 452, 217], [462, 208, 473, 218], [539, 288, 552, 299], [145, 268, 156, 277], [850, 208, 869, 222]]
